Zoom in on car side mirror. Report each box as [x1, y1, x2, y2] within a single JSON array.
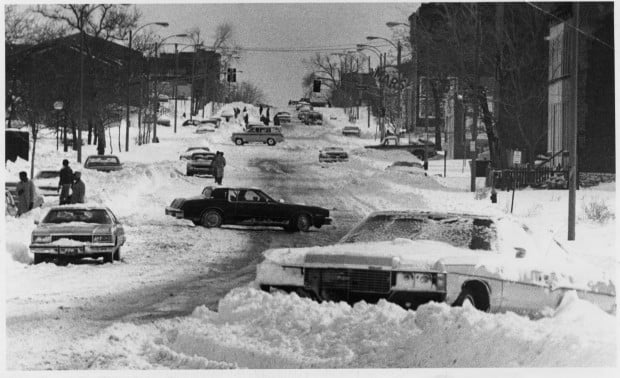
[[515, 247, 526, 258]]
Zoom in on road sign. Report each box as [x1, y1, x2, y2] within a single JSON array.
[[513, 150, 522, 165]]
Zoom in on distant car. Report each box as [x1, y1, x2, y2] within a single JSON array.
[[256, 210, 616, 314], [319, 147, 349, 162], [84, 155, 122, 172], [196, 123, 216, 133], [186, 151, 216, 177], [342, 126, 361, 137], [166, 186, 332, 232], [34, 170, 61, 197], [298, 109, 311, 121], [304, 111, 323, 126], [231, 124, 284, 146], [180, 146, 211, 160], [6, 189, 17, 216], [275, 112, 292, 124], [30, 205, 126, 264], [157, 117, 171, 126], [5, 181, 45, 209], [296, 102, 312, 111], [386, 161, 425, 175], [206, 118, 222, 128], [329, 114, 338, 120], [182, 119, 201, 127]]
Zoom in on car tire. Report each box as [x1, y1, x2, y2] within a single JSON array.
[[454, 285, 490, 312], [296, 214, 311, 232], [201, 210, 223, 228], [33, 253, 45, 265], [235, 138, 244, 146], [186, 170, 193, 176], [113, 247, 121, 261], [267, 138, 276, 146], [103, 252, 113, 264]]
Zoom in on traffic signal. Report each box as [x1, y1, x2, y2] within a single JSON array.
[[313, 79, 321, 92]]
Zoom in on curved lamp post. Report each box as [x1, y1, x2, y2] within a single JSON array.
[[125, 22, 168, 151]]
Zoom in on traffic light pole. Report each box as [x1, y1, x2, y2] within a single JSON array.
[[174, 43, 178, 133]]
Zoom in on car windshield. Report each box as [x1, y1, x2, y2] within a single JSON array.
[[42, 209, 112, 224], [36, 171, 59, 179], [340, 213, 497, 251], [86, 156, 120, 165]]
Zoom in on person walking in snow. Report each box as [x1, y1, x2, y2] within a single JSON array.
[[16, 171, 37, 216], [212, 151, 226, 185], [70, 171, 85, 204], [58, 159, 73, 205], [265, 108, 270, 125], [243, 107, 249, 128]]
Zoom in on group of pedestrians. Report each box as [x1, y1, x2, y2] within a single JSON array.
[[58, 159, 85, 205]]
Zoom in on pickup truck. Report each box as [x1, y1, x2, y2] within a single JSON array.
[[231, 124, 284, 146]]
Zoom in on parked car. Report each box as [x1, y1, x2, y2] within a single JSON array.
[[34, 170, 61, 197], [30, 205, 126, 264], [186, 151, 216, 176], [206, 118, 222, 128], [386, 161, 425, 175], [5, 181, 45, 209], [231, 124, 284, 146], [166, 186, 332, 232], [84, 155, 123, 172], [296, 102, 312, 111], [298, 109, 311, 121], [182, 119, 201, 127], [6, 189, 17, 216], [180, 146, 211, 160], [342, 126, 361, 137], [256, 210, 616, 314], [196, 123, 216, 133], [303, 111, 323, 126], [157, 117, 171, 126], [319, 147, 349, 162], [329, 114, 338, 120], [275, 112, 292, 124]]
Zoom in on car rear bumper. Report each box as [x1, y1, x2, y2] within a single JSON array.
[[30, 244, 116, 255], [165, 207, 184, 218]]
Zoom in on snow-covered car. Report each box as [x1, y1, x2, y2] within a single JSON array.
[[275, 112, 291, 124], [182, 119, 201, 127], [180, 146, 211, 160], [186, 151, 216, 176], [386, 161, 425, 175], [84, 155, 123, 172], [342, 126, 361, 137], [157, 117, 171, 126], [319, 147, 348, 162], [29, 205, 126, 264], [166, 186, 332, 232], [5, 182, 45, 209], [196, 123, 216, 133], [256, 211, 616, 315], [34, 170, 61, 197]]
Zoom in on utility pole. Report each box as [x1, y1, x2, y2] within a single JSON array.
[[568, 3, 579, 240], [397, 40, 402, 135], [190, 47, 196, 120], [470, 5, 481, 192], [78, 29, 84, 163], [174, 43, 179, 133], [125, 29, 132, 152]]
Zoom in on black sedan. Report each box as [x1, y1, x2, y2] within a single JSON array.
[[165, 186, 332, 232]]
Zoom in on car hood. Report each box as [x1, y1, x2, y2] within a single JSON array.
[[263, 239, 489, 272], [34, 222, 113, 234]]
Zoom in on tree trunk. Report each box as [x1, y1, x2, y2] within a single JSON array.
[[87, 119, 93, 145], [96, 120, 106, 155], [478, 88, 499, 168], [30, 127, 37, 180], [431, 81, 442, 150]]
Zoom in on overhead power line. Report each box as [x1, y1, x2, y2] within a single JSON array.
[[526, 2, 614, 50]]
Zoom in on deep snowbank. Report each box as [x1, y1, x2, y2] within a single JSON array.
[[79, 287, 615, 369]]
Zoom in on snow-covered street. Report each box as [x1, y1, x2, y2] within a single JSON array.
[[4, 104, 617, 370]]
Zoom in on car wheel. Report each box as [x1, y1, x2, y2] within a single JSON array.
[[113, 247, 121, 261], [186, 170, 193, 176], [103, 252, 113, 264], [33, 253, 45, 265], [454, 284, 490, 312], [296, 214, 311, 232], [235, 138, 244, 146], [201, 210, 223, 228], [267, 138, 276, 146]]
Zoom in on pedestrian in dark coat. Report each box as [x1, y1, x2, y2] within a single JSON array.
[[58, 159, 73, 205], [70, 171, 85, 204], [274, 114, 280, 126], [259, 105, 263, 117], [212, 151, 226, 185], [16, 171, 36, 216], [266, 108, 270, 125], [243, 108, 249, 128]]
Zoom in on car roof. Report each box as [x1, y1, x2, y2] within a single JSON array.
[[86, 155, 119, 158], [48, 204, 110, 211], [211, 186, 264, 192]]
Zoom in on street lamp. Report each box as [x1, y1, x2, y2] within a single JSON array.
[[53, 101, 64, 151], [151, 33, 189, 142], [126, 22, 168, 152]]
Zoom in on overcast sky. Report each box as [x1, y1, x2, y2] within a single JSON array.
[[137, 2, 420, 106]]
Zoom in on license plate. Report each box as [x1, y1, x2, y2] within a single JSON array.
[[59, 247, 81, 255]]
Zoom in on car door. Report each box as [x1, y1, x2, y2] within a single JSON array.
[[235, 189, 268, 224]]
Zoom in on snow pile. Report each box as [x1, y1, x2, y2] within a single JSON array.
[[76, 287, 615, 369]]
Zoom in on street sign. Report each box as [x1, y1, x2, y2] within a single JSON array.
[[513, 150, 522, 165], [53, 101, 64, 110]]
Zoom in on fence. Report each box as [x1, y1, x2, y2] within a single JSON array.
[[493, 167, 569, 190]]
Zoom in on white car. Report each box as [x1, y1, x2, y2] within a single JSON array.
[[196, 123, 216, 133], [180, 146, 211, 160], [256, 211, 615, 315], [34, 170, 61, 197]]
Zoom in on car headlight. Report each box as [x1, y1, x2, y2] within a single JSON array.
[[395, 272, 446, 291], [32, 235, 51, 243], [93, 234, 113, 243]]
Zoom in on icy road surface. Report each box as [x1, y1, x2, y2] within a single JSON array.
[[4, 103, 617, 370]]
